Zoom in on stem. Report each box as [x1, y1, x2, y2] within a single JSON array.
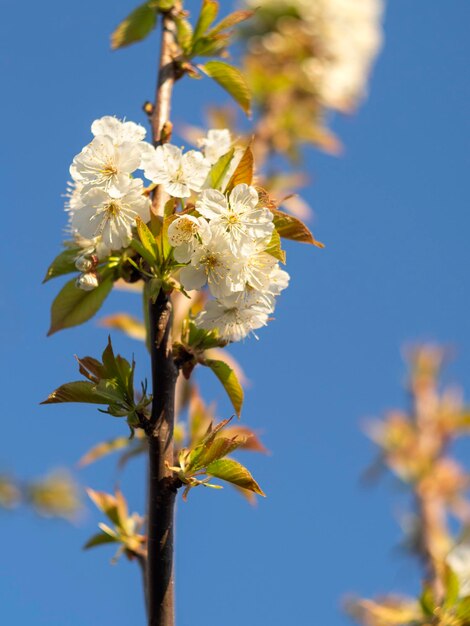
[[146, 7, 181, 626], [151, 8, 179, 218], [147, 291, 179, 626]]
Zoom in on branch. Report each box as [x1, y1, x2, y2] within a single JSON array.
[[151, 7, 180, 218], [146, 7, 182, 626]]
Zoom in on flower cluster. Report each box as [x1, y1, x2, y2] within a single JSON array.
[[63, 117, 290, 343], [168, 184, 289, 342]]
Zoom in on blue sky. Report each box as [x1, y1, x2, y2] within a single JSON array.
[[2, 1, 470, 624]]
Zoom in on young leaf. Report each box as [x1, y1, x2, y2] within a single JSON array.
[[83, 531, 118, 550], [43, 247, 81, 283], [41, 381, 113, 405], [202, 359, 243, 417], [48, 276, 114, 336], [87, 489, 126, 527], [175, 16, 193, 54], [199, 61, 251, 116], [271, 209, 324, 247], [443, 565, 460, 608], [136, 217, 158, 264], [206, 458, 265, 496], [210, 148, 235, 189], [187, 435, 246, 473], [111, 2, 158, 50], [192, 0, 219, 43], [225, 145, 253, 193], [208, 10, 254, 36], [265, 229, 286, 264]]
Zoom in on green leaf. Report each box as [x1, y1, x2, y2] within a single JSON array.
[[129, 238, 156, 267], [225, 145, 253, 193], [87, 489, 127, 527], [111, 2, 158, 50], [208, 10, 254, 36], [271, 208, 324, 247], [187, 435, 246, 472], [419, 585, 435, 617], [200, 61, 251, 115], [456, 596, 470, 621], [175, 16, 193, 54], [43, 247, 81, 283], [48, 276, 114, 336], [444, 564, 460, 608], [136, 217, 158, 264], [265, 229, 286, 264], [191, 33, 230, 58], [202, 359, 243, 417], [206, 458, 265, 496], [193, 0, 219, 43], [210, 148, 235, 190], [83, 531, 118, 550], [40, 381, 113, 405]]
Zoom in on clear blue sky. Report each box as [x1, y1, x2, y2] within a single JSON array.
[[2, 1, 470, 624]]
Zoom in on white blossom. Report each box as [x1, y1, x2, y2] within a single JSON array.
[[230, 243, 279, 292], [196, 292, 271, 342], [179, 233, 236, 298], [196, 184, 274, 254], [91, 115, 147, 145], [71, 178, 150, 250], [70, 135, 142, 197], [167, 215, 211, 263], [447, 544, 470, 597], [198, 129, 232, 164], [142, 144, 210, 198]]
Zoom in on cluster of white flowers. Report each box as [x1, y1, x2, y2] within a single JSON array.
[[167, 183, 289, 342], [246, 0, 384, 112], [64, 117, 290, 342]]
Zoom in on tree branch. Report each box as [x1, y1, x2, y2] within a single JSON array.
[[146, 7, 181, 626]]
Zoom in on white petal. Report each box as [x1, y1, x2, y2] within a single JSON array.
[[180, 266, 207, 291]]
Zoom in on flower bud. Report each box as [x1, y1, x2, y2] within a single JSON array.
[[76, 272, 99, 291], [75, 255, 93, 272]]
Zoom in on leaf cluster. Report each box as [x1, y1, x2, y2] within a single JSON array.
[[41, 337, 151, 433]]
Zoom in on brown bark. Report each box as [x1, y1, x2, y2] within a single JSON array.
[[146, 7, 181, 626]]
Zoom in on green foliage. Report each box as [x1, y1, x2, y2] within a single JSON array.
[[205, 458, 264, 496], [443, 565, 461, 609], [47, 276, 114, 336], [271, 208, 325, 247], [175, 418, 264, 499], [265, 229, 286, 264], [84, 489, 146, 561], [200, 61, 251, 115], [193, 0, 219, 43], [202, 358, 244, 417], [43, 246, 82, 283], [209, 148, 235, 190], [135, 217, 159, 264], [111, 2, 158, 50], [225, 144, 253, 193], [42, 338, 151, 431]]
